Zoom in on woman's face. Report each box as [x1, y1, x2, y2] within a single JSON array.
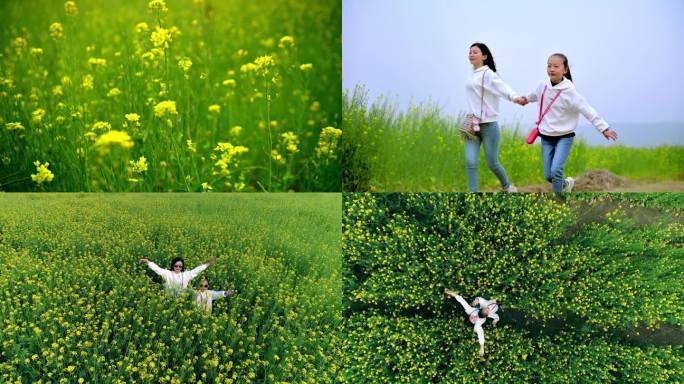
[[173, 261, 183, 273], [547, 55, 567, 83], [469, 46, 486, 67]]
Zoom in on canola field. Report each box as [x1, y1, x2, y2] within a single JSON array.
[[0, 193, 342, 383], [342, 193, 683, 383], [1, 0, 342, 192]]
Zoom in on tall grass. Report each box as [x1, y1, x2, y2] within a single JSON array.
[[0, 0, 342, 191], [0, 193, 342, 383], [343, 86, 684, 191]]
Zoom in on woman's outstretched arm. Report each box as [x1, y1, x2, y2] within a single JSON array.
[[139, 258, 168, 277]]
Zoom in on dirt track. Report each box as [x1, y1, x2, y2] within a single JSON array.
[[514, 169, 684, 192]]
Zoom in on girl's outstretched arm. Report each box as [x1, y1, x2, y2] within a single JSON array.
[[210, 290, 234, 300]]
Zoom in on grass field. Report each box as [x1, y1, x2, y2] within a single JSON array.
[[343, 193, 683, 383], [1, 0, 341, 192], [342, 87, 684, 191], [0, 193, 342, 383]]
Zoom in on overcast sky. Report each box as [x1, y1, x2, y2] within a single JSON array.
[[343, 0, 684, 134]]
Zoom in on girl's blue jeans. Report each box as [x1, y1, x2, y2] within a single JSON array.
[[540, 135, 574, 193]]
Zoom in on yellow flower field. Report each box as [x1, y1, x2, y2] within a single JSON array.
[[1, 0, 342, 191]]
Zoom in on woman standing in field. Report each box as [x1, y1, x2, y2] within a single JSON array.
[[444, 288, 499, 357], [463, 42, 523, 192], [519, 53, 618, 193], [139, 256, 216, 297], [195, 276, 234, 315]]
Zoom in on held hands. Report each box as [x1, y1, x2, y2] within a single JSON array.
[[603, 128, 618, 141], [138, 258, 150, 264], [513, 96, 528, 106]]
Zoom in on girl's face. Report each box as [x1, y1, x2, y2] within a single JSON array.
[[199, 281, 208, 292], [468, 46, 486, 68], [547, 56, 567, 83]]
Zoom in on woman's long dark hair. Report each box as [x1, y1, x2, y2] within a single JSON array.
[[170, 257, 185, 272], [550, 53, 573, 82], [470, 42, 497, 72]]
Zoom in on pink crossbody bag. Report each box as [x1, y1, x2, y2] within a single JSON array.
[[526, 85, 562, 144]]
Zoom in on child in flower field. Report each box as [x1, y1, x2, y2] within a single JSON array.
[[444, 288, 499, 357], [195, 276, 234, 314], [139, 256, 215, 297]]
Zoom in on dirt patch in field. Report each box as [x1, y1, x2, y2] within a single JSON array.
[[516, 169, 684, 192]]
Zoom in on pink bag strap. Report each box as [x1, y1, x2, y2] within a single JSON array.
[[536, 85, 562, 128]]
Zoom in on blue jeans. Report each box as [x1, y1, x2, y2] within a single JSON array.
[[464, 121, 511, 192], [540, 135, 574, 193]]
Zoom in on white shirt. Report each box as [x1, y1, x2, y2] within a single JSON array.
[[469, 297, 500, 346], [196, 290, 229, 313], [465, 65, 519, 123], [147, 262, 209, 296], [526, 77, 610, 136]]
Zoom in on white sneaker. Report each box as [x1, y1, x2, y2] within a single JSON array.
[[564, 177, 575, 192], [503, 184, 518, 193]]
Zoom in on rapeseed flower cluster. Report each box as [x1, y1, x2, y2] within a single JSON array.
[[31, 160, 54, 184]]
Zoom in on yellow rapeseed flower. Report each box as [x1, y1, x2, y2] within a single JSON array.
[[222, 79, 236, 87], [154, 100, 177, 117], [254, 55, 275, 76], [88, 57, 107, 67], [64, 1, 78, 16], [107, 88, 122, 97], [271, 149, 285, 165], [278, 36, 295, 48], [151, 27, 172, 48], [81, 74, 94, 90], [5, 122, 25, 131], [31, 108, 46, 124], [240, 63, 257, 73], [12, 37, 27, 50], [186, 139, 196, 153], [148, 0, 168, 13], [125, 113, 140, 122], [93, 130, 134, 151], [129, 156, 148, 173], [136, 22, 149, 33], [208, 104, 221, 113], [229, 126, 242, 136], [31, 161, 55, 184], [315, 127, 342, 160], [178, 57, 192, 72], [52, 85, 63, 97], [299, 63, 313, 71], [30, 47, 43, 56], [201, 182, 212, 191], [92, 121, 112, 131], [49, 23, 64, 40], [281, 131, 299, 154]]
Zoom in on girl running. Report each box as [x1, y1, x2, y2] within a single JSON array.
[[520, 53, 618, 193]]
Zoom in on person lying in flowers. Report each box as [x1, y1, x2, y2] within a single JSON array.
[[138, 256, 216, 297], [195, 276, 234, 315], [444, 288, 499, 357]]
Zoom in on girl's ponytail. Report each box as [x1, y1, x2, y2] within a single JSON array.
[[551, 53, 573, 82]]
